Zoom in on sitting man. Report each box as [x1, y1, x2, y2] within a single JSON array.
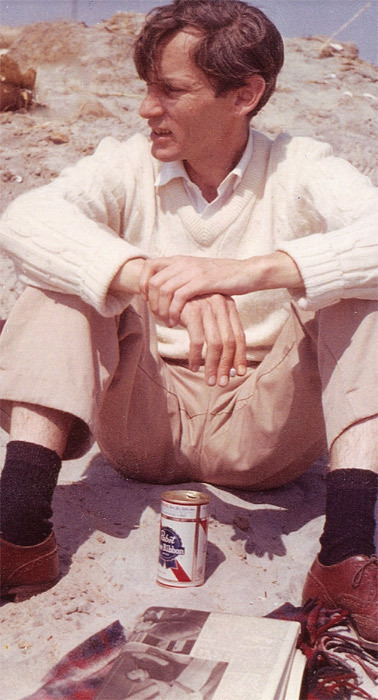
[[0, 0, 377, 650]]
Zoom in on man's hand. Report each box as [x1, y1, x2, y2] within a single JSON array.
[[179, 294, 247, 387], [139, 252, 304, 326]]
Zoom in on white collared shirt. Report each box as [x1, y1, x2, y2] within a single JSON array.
[[155, 129, 254, 219]]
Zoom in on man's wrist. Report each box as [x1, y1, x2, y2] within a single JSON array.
[[110, 258, 146, 296], [253, 251, 304, 292]]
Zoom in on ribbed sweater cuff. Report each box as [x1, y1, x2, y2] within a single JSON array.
[[83, 238, 147, 316], [278, 234, 344, 310]]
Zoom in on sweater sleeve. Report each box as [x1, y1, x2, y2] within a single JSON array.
[[0, 136, 148, 316], [276, 140, 378, 310]]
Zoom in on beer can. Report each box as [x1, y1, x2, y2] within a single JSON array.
[[157, 490, 210, 588]]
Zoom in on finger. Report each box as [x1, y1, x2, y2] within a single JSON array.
[[168, 282, 205, 327], [140, 258, 183, 301], [210, 298, 238, 386], [227, 300, 247, 375], [148, 271, 189, 322], [147, 278, 174, 320], [139, 259, 165, 299], [185, 307, 205, 371], [150, 267, 208, 325], [200, 301, 224, 386]]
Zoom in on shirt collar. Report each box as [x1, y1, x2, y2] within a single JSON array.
[[155, 128, 254, 191]]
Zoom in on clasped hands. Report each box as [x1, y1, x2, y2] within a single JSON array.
[[113, 252, 301, 387], [139, 255, 252, 387]]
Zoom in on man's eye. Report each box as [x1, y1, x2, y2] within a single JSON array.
[[163, 85, 183, 95], [145, 82, 183, 97]]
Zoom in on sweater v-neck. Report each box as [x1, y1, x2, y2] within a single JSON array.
[[158, 130, 272, 247]]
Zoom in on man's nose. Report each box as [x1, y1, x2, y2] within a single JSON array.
[[139, 89, 164, 119]]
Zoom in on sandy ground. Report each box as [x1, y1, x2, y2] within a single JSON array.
[[0, 14, 377, 700]]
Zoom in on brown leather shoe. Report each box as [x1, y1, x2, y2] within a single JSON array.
[[302, 555, 378, 651], [1, 532, 59, 599]]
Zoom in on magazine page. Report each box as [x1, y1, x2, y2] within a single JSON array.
[[283, 650, 307, 700], [100, 607, 302, 700], [130, 607, 211, 654], [95, 640, 228, 699], [189, 612, 300, 700]]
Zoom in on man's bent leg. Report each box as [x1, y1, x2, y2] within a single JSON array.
[[301, 299, 378, 650], [0, 286, 123, 597], [0, 286, 187, 598]]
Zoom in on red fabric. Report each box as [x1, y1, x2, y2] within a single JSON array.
[[24, 620, 126, 700], [267, 600, 377, 699]]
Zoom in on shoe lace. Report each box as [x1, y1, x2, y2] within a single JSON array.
[[352, 555, 378, 589]]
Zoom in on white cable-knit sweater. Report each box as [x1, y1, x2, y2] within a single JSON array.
[[1, 130, 377, 361]]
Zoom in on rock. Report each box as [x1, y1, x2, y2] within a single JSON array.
[[319, 40, 359, 60], [48, 132, 69, 144], [76, 98, 119, 121], [0, 54, 36, 111]]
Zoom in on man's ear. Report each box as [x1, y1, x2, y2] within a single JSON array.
[[234, 74, 266, 115]]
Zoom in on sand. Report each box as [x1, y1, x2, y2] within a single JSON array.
[[0, 13, 377, 700]]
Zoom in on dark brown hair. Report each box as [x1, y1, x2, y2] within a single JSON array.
[[134, 0, 284, 116]]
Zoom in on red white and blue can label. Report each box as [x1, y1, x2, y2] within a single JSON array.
[[157, 490, 210, 587]]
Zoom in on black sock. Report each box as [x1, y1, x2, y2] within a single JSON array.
[[0, 440, 62, 546], [318, 468, 377, 566]]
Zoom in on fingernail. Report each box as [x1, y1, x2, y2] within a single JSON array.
[[229, 368, 236, 377], [219, 375, 228, 387], [208, 376, 216, 386], [191, 365, 199, 372], [238, 365, 247, 375]]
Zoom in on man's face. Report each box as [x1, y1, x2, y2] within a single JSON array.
[[138, 30, 243, 174]]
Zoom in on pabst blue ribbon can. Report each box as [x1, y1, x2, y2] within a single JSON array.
[[157, 490, 210, 587]]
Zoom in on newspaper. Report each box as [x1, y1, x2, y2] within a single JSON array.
[[95, 606, 304, 700]]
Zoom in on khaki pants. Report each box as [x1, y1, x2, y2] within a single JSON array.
[[0, 288, 377, 489]]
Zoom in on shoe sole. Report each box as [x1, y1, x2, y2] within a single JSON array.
[[1, 576, 60, 600]]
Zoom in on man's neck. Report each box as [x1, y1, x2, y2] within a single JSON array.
[[184, 128, 250, 203]]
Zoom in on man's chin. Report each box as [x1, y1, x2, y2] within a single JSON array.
[[150, 143, 180, 163]]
